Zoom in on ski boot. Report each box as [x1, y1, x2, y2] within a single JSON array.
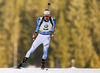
[[41, 59, 46, 70], [16, 57, 28, 69]]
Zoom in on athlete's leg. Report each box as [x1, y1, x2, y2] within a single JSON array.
[[25, 35, 42, 58], [42, 36, 50, 59], [17, 35, 42, 68], [41, 37, 50, 69]]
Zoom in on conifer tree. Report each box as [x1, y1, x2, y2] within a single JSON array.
[[87, 0, 100, 67], [66, 0, 96, 68]]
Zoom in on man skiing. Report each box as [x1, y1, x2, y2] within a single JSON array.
[[17, 9, 56, 69]]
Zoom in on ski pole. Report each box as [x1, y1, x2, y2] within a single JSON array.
[[54, 29, 60, 34], [51, 29, 60, 37]]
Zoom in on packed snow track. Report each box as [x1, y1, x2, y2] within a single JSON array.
[[0, 68, 100, 73]]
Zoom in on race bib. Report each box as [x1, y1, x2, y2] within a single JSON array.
[[39, 21, 52, 32]]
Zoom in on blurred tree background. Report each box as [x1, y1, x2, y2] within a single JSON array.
[[0, 0, 100, 68]]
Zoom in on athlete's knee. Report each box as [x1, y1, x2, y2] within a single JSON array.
[[26, 45, 36, 57]]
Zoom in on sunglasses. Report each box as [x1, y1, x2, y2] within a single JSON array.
[[44, 15, 50, 17]]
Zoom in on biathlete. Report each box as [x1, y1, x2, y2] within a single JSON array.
[[17, 9, 56, 69]]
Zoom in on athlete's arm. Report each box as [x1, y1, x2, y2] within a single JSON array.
[[35, 18, 41, 33], [51, 18, 56, 37], [51, 18, 56, 32]]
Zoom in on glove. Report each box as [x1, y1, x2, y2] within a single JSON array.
[[51, 32, 54, 37], [32, 33, 37, 40]]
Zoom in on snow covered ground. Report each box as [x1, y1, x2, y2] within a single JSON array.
[[0, 68, 100, 73]]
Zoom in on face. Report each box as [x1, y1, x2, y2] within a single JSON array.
[[44, 14, 50, 21]]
